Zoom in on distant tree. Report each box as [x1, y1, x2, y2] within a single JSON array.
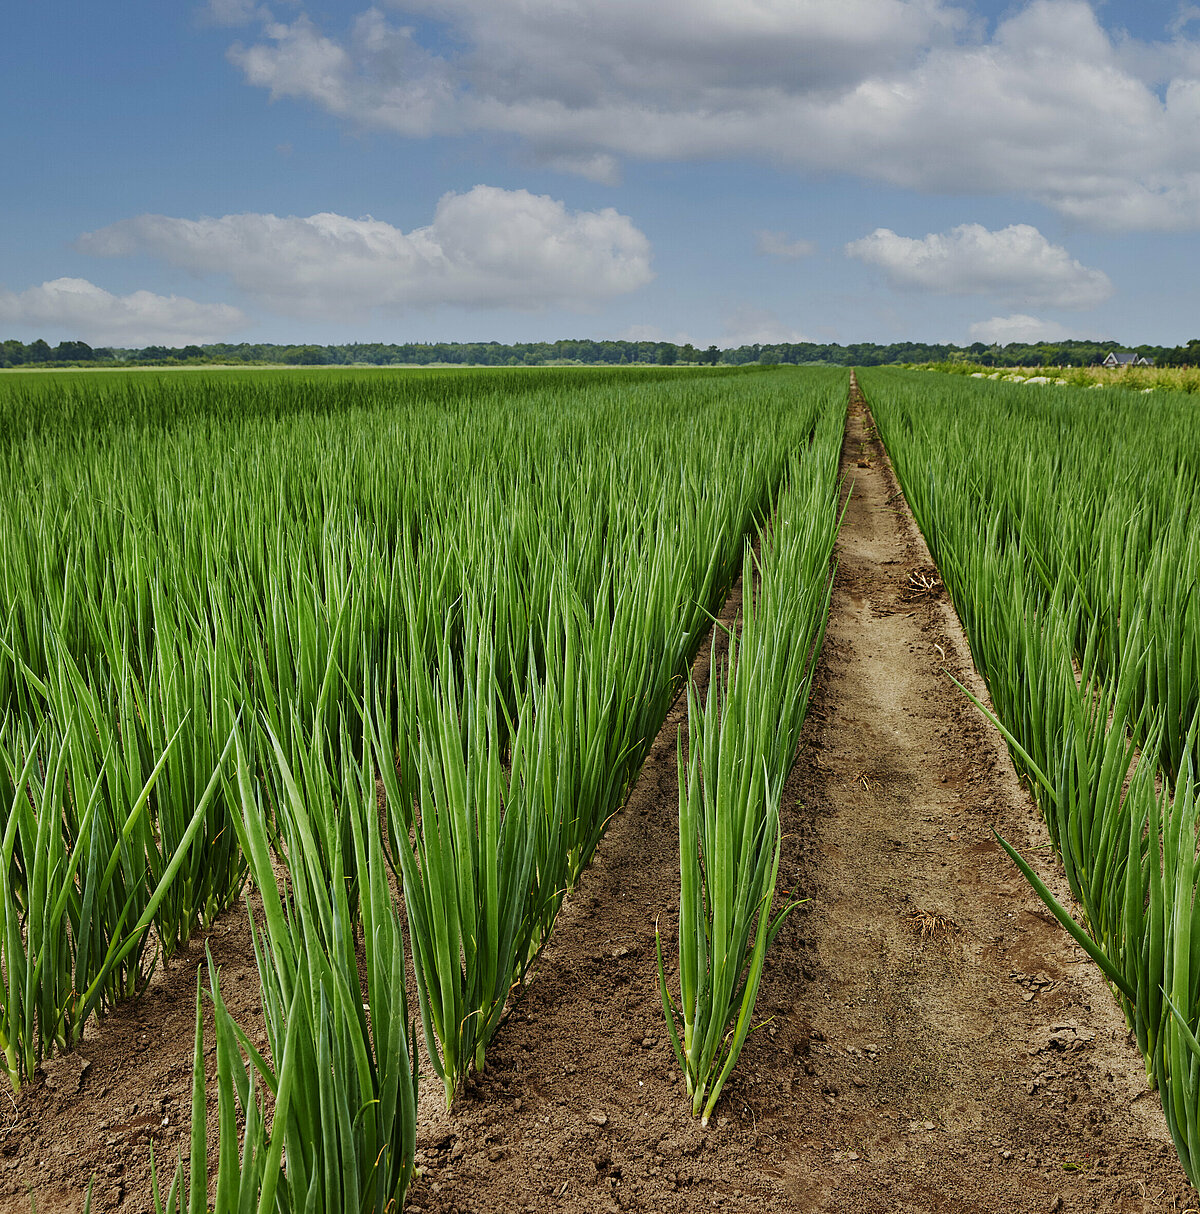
[[27, 339, 52, 363], [280, 345, 330, 365], [1177, 339, 1200, 367], [703, 344, 720, 365], [1, 340, 26, 367], [52, 340, 95, 361]]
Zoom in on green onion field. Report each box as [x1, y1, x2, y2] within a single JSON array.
[[0, 365, 844, 1211], [1, 364, 1199, 1211]]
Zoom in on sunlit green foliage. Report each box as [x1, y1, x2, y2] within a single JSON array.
[[659, 397, 843, 1124], [0, 364, 847, 1209]]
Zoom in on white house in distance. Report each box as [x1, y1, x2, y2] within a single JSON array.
[[1102, 351, 1155, 367]]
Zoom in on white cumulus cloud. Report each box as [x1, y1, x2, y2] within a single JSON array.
[[229, 0, 964, 129], [230, 12, 458, 139], [78, 186, 653, 317], [845, 223, 1113, 310], [755, 231, 816, 261], [0, 278, 247, 346], [220, 0, 1200, 230]]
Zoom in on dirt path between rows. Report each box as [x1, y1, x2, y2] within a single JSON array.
[[3, 376, 1195, 1213], [751, 377, 1193, 1212]]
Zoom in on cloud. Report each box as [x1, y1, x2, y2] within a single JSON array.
[[1170, 5, 1200, 36], [967, 313, 1088, 344], [755, 231, 815, 261], [221, 0, 1200, 230], [78, 186, 653, 317], [845, 223, 1113, 309], [539, 152, 622, 186], [230, 11, 457, 138], [0, 278, 247, 345], [225, 1, 965, 150]]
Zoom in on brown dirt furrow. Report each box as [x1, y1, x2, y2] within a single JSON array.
[[753, 376, 1191, 1212]]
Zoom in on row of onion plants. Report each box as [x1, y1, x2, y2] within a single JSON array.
[[861, 367, 1200, 1184], [659, 397, 843, 1124], [374, 371, 851, 1105]]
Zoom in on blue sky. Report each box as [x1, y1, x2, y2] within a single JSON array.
[[4, 0, 1200, 348]]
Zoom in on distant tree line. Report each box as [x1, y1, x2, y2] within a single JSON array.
[[3, 335, 1198, 370], [2, 339, 117, 366]]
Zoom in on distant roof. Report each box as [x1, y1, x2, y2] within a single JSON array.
[[1104, 351, 1138, 364]]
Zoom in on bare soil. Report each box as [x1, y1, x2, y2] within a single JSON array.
[[1, 379, 1194, 1213]]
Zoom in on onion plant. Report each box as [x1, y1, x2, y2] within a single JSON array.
[[370, 618, 539, 1107], [0, 715, 234, 1089], [154, 722, 418, 1214]]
